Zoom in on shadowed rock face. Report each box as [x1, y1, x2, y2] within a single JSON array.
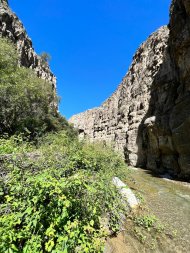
[[0, 0, 56, 90], [70, 0, 190, 180], [164, 0, 190, 178]]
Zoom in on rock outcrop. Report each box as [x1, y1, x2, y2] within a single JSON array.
[[0, 0, 56, 90], [70, 0, 190, 179]]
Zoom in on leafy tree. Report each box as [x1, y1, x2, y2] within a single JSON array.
[[0, 38, 75, 137]]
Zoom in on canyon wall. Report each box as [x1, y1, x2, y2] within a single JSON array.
[[0, 0, 56, 90], [70, 0, 190, 179]]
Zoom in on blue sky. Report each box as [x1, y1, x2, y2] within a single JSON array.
[[9, 0, 171, 119]]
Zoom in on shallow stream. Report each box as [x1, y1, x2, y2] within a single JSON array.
[[105, 168, 190, 253]]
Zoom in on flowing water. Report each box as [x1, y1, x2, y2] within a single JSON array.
[[105, 168, 190, 253]]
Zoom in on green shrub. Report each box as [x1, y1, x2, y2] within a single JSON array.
[[0, 135, 31, 155], [134, 215, 157, 229], [0, 38, 18, 73], [0, 132, 127, 252]]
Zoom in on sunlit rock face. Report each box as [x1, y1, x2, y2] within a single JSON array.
[[0, 0, 56, 90], [70, 26, 171, 169], [70, 0, 190, 179]]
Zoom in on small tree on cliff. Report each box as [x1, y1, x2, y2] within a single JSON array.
[[40, 52, 51, 67]]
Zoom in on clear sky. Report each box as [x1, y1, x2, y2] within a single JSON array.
[[9, 0, 171, 119]]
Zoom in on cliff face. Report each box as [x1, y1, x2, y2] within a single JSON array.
[[166, 0, 190, 177], [70, 26, 171, 166], [0, 0, 56, 89], [70, 0, 190, 179]]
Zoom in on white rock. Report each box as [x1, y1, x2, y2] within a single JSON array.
[[112, 177, 139, 209]]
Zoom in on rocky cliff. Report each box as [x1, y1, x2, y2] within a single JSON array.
[[0, 0, 56, 90], [70, 0, 190, 179]]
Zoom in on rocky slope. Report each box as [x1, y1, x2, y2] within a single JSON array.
[[70, 0, 190, 179], [0, 0, 56, 90]]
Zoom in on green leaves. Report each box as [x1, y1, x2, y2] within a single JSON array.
[[134, 215, 158, 229], [0, 38, 18, 73], [0, 132, 127, 252]]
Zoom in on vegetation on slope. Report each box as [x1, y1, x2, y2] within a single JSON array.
[[0, 133, 127, 253], [0, 38, 128, 252], [0, 38, 74, 137]]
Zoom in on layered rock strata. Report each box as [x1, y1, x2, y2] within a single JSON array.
[[70, 0, 190, 179], [0, 0, 56, 89]]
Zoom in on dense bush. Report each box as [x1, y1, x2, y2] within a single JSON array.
[[0, 134, 31, 155], [0, 132, 128, 252], [0, 38, 76, 137]]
